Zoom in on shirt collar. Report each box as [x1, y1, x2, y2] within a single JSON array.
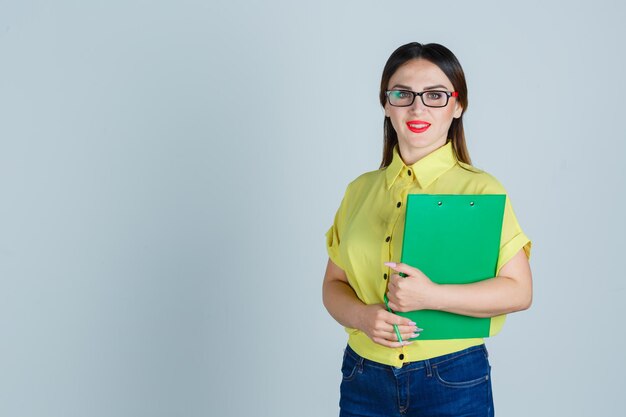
[[385, 142, 458, 189]]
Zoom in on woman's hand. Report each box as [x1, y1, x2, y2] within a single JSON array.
[[323, 258, 421, 348], [385, 262, 440, 312], [357, 304, 421, 348]]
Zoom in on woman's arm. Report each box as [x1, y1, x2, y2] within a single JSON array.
[[386, 249, 532, 318], [322, 258, 420, 347]]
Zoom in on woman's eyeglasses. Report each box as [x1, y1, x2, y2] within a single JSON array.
[[385, 90, 458, 108]]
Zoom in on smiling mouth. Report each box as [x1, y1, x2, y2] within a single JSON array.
[[406, 121, 431, 133]]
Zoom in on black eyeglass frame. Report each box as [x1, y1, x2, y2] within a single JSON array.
[[385, 89, 459, 108]]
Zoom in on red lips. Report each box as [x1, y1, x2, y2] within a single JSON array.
[[406, 120, 431, 133]]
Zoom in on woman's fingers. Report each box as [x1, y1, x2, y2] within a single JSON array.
[[398, 324, 423, 334], [372, 326, 421, 346], [364, 304, 423, 347], [375, 323, 421, 334], [372, 337, 412, 348], [385, 262, 419, 277], [391, 328, 421, 341], [372, 321, 422, 342]]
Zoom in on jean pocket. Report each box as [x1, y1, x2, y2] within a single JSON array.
[[433, 347, 491, 389], [340, 348, 361, 382]]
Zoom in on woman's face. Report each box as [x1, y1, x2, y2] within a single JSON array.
[[384, 58, 463, 164]]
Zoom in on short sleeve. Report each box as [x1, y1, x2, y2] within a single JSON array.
[[325, 188, 350, 271], [489, 191, 531, 337], [325, 226, 342, 269], [496, 195, 531, 274]]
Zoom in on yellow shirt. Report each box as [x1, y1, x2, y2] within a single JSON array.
[[326, 143, 531, 367]]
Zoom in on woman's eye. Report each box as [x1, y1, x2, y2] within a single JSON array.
[[396, 91, 412, 99], [426, 92, 443, 100]]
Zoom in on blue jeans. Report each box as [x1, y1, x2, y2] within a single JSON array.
[[339, 344, 494, 417]]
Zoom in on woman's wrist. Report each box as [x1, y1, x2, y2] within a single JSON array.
[[351, 302, 370, 333], [427, 282, 447, 311]]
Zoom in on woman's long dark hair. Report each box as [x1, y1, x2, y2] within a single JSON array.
[[379, 42, 470, 168]]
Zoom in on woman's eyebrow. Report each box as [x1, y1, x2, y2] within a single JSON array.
[[389, 83, 451, 91], [389, 84, 413, 90]]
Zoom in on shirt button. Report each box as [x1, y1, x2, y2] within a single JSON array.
[[399, 354, 405, 360], [383, 273, 388, 280], [385, 236, 391, 242], [407, 170, 412, 176], [396, 201, 402, 208]]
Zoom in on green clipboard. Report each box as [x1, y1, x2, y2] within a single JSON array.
[[395, 194, 505, 340]]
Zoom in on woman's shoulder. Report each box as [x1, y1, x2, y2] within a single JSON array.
[[449, 161, 507, 194], [345, 167, 386, 193]]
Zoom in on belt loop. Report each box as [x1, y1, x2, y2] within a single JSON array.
[[425, 359, 432, 377], [357, 355, 364, 374]]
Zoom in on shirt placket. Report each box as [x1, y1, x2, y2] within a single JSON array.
[[381, 167, 416, 366], [380, 167, 415, 296]]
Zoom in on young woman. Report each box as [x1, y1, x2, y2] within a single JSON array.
[[323, 42, 532, 417]]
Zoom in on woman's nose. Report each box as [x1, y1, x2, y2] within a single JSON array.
[[409, 97, 427, 113]]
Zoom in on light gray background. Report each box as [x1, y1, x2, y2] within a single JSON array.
[[1, 1, 624, 416]]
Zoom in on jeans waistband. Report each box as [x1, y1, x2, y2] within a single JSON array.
[[345, 343, 488, 371]]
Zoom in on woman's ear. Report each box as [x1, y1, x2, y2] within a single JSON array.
[[453, 102, 463, 119]]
